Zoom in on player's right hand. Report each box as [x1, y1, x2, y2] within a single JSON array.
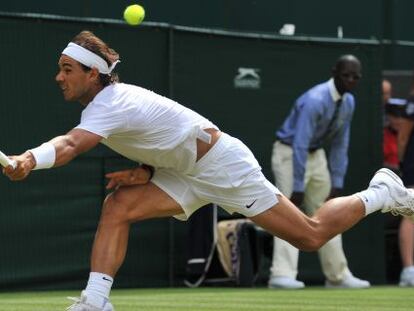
[[2, 151, 36, 181]]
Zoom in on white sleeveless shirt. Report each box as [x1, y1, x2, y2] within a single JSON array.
[[75, 83, 218, 173]]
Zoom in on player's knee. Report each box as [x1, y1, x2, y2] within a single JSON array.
[[292, 233, 324, 251], [101, 194, 127, 223], [102, 191, 138, 223], [301, 238, 324, 251]]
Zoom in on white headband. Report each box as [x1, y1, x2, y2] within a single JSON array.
[[62, 42, 120, 74]]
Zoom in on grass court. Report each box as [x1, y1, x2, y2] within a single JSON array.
[[0, 287, 413, 311]]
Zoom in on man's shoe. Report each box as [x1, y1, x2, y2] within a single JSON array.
[[268, 276, 305, 289], [399, 266, 414, 287], [325, 273, 370, 289], [370, 168, 414, 216], [66, 291, 114, 311], [103, 302, 114, 311]]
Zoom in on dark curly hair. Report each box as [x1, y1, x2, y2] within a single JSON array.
[[71, 30, 120, 86]]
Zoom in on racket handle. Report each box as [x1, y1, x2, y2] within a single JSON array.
[[8, 159, 17, 170], [0, 151, 16, 170]]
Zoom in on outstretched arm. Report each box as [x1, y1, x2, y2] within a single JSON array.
[[49, 128, 102, 167], [3, 128, 102, 181]]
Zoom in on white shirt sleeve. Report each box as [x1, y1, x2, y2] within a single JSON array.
[[74, 99, 128, 139]]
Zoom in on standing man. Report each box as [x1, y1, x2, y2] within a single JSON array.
[[269, 55, 370, 289], [2, 33, 413, 310]]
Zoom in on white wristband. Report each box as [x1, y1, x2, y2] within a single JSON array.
[[29, 142, 56, 170]]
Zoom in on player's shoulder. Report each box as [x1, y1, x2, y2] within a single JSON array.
[[93, 83, 148, 104], [88, 83, 129, 111], [98, 82, 144, 97]]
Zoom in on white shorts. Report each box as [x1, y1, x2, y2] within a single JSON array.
[[151, 133, 280, 221]]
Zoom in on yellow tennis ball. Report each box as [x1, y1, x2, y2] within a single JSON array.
[[123, 4, 145, 26]]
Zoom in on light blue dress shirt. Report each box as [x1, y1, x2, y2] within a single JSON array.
[[276, 79, 355, 192]]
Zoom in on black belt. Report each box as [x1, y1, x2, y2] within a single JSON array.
[[277, 139, 320, 153]]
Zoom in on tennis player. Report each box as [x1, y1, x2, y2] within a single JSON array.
[[3, 31, 414, 311]]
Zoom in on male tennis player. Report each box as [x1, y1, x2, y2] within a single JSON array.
[[3, 31, 414, 311]]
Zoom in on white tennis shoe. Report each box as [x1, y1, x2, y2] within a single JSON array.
[[399, 266, 414, 287], [66, 291, 114, 311], [369, 168, 414, 216], [268, 276, 305, 289], [325, 272, 370, 288]]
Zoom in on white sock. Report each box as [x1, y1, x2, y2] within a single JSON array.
[[84, 272, 113, 308], [355, 186, 386, 216]]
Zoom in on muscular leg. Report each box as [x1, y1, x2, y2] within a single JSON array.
[[67, 182, 183, 309], [250, 194, 365, 251], [91, 182, 183, 277]]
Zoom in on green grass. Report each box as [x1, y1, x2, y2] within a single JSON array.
[[0, 287, 413, 311]]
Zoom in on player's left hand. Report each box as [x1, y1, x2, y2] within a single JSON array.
[[105, 166, 151, 189]]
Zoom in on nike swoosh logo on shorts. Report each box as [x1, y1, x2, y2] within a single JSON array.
[[246, 199, 257, 209]]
